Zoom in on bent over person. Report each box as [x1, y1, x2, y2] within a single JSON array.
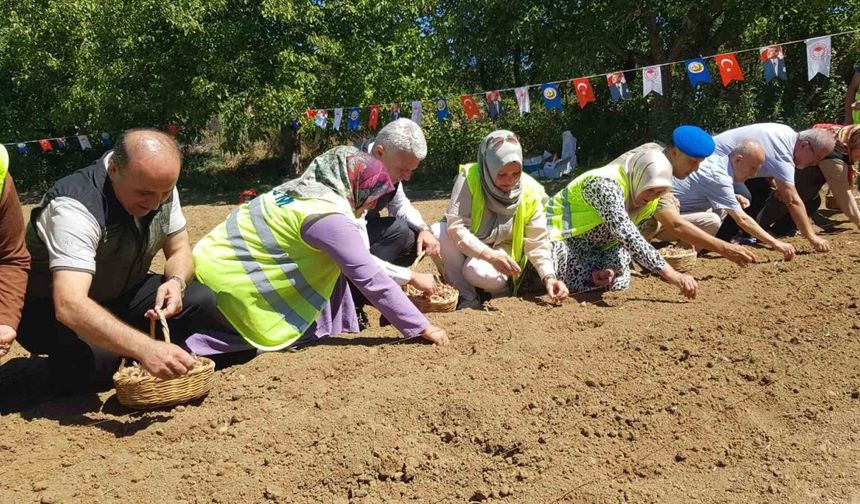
[[0, 144, 30, 358], [17, 129, 217, 392]]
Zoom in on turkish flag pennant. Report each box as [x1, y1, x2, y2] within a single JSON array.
[[715, 53, 744, 87], [368, 105, 380, 129], [38, 139, 53, 152], [571, 78, 595, 109], [305, 108, 315, 120], [460, 95, 483, 120]]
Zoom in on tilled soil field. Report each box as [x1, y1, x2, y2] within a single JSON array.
[[2, 194, 859, 504]]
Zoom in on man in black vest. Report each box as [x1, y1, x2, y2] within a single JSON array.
[[18, 129, 216, 393]]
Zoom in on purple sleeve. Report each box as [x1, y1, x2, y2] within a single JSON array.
[[302, 214, 428, 337]]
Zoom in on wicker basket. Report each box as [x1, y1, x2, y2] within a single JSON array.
[[404, 252, 458, 313], [659, 246, 697, 273], [113, 310, 215, 409]]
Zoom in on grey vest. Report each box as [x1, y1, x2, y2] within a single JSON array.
[[26, 155, 174, 303]]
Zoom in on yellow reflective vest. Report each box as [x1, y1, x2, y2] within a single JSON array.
[[459, 162, 545, 294], [0, 144, 8, 195], [193, 190, 350, 351], [546, 164, 659, 242]]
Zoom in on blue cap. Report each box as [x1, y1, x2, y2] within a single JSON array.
[[672, 125, 715, 158]]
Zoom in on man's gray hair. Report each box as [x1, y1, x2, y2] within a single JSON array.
[[798, 128, 836, 154], [374, 118, 428, 160], [730, 138, 764, 157]]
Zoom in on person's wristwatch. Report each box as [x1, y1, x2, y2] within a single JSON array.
[[167, 275, 187, 294], [417, 224, 432, 234]]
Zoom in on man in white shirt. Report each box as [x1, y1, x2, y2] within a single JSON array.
[[712, 123, 835, 252], [354, 119, 441, 327]]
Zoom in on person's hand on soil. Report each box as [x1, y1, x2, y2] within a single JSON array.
[[672, 273, 698, 299], [773, 240, 796, 261], [723, 243, 757, 266], [544, 277, 569, 303], [409, 271, 438, 295], [146, 280, 184, 320], [591, 268, 616, 288], [0, 324, 16, 357], [485, 250, 521, 277], [735, 194, 751, 209], [809, 235, 831, 253], [136, 339, 196, 380], [419, 324, 449, 347], [417, 230, 441, 257]]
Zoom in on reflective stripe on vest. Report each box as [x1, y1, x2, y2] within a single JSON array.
[[547, 164, 659, 242], [194, 192, 346, 350], [459, 162, 545, 294]]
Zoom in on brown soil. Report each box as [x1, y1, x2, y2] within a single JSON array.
[[2, 195, 860, 504]]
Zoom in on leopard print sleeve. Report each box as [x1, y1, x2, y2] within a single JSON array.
[[581, 177, 667, 273]]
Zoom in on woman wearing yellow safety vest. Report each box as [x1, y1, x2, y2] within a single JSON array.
[[435, 130, 568, 310], [546, 144, 698, 299], [191, 148, 448, 355]]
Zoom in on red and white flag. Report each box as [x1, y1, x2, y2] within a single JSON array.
[[368, 105, 380, 129], [460, 95, 483, 120], [514, 87, 530, 115], [715, 53, 744, 87], [571, 78, 595, 109]]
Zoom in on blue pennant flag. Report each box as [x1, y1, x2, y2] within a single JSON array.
[[347, 107, 361, 131], [435, 98, 450, 122], [290, 117, 300, 131], [100, 132, 113, 146], [15, 142, 29, 154], [540, 83, 563, 111], [684, 58, 712, 87]]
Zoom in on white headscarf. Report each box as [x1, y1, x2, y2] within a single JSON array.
[[622, 147, 673, 218]]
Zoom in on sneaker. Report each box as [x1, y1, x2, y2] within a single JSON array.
[[356, 309, 370, 331]]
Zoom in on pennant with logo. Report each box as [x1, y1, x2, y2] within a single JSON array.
[[15, 143, 29, 154], [347, 107, 361, 131], [684, 58, 712, 87], [715, 53, 744, 87], [38, 139, 53, 152], [806, 36, 831, 80], [460, 95, 483, 120], [540, 83, 563, 112], [314, 109, 328, 129], [390, 103, 400, 121], [514, 87, 530, 115], [290, 118, 300, 131], [78, 135, 92, 150], [606, 72, 629, 103], [368, 105, 380, 129], [165, 123, 179, 136], [571, 78, 595, 109], [305, 108, 315, 120], [760, 45, 787, 82], [411, 101, 422, 123], [642, 66, 663, 96], [435, 98, 450, 122], [333, 108, 343, 131], [484, 91, 504, 119], [100, 133, 112, 146], [55, 137, 68, 149]]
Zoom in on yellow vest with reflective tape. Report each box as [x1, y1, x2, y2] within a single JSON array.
[[193, 190, 350, 351], [0, 144, 8, 196], [854, 90, 860, 124], [546, 164, 659, 242], [459, 162, 545, 294]]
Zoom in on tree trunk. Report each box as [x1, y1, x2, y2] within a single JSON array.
[[279, 124, 300, 178]]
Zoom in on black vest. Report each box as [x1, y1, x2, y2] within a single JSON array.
[[26, 157, 174, 302]]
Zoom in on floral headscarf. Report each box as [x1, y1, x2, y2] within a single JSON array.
[[276, 146, 394, 211]]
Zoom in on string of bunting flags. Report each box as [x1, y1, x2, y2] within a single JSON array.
[[2, 29, 856, 149], [301, 29, 856, 131]]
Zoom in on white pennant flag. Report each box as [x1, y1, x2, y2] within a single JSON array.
[[411, 101, 422, 124], [333, 108, 343, 130], [642, 65, 663, 96], [77, 135, 92, 150], [515, 87, 530, 115], [805, 36, 831, 80]]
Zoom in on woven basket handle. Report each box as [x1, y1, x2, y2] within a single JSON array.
[[410, 250, 449, 284], [119, 308, 170, 369]]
